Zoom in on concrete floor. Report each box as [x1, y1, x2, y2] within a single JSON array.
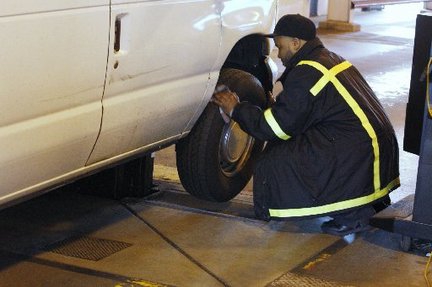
[[0, 3, 431, 287]]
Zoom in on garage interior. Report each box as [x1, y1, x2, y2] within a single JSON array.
[[1, 2, 432, 287]]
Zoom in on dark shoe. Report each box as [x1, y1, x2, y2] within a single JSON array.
[[321, 219, 371, 236], [373, 195, 391, 213]]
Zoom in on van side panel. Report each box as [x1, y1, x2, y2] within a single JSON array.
[[87, 0, 221, 164], [0, 2, 109, 202]]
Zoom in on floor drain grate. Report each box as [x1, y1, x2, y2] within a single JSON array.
[[45, 235, 132, 261], [267, 272, 356, 287]]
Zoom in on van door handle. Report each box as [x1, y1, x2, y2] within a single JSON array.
[[114, 17, 121, 53]]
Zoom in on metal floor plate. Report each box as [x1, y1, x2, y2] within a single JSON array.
[[45, 235, 132, 261], [267, 272, 356, 287]]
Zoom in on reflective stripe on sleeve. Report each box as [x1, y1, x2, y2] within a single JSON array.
[[264, 108, 291, 140]]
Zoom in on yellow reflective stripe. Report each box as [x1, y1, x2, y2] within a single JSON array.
[[266, 59, 385, 218], [299, 60, 380, 192], [427, 57, 432, 117], [269, 177, 400, 218], [298, 60, 352, 96], [264, 108, 291, 140], [332, 75, 381, 192], [115, 279, 169, 287]]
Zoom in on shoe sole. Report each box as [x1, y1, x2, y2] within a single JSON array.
[[321, 224, 372, 236]]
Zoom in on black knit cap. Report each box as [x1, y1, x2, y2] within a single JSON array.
[[266, 14, 316, 40]]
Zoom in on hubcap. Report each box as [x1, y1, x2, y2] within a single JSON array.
[[219, 121, 254, 177]]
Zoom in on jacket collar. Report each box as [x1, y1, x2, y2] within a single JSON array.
[[278, 37, 325, 82]]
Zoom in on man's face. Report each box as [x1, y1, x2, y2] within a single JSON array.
[[274, 36, 299, 67]]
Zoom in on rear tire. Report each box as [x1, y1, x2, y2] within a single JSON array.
[[176, 68, 266, 202]]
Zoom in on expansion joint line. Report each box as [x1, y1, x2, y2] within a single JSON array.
[[121, 203, 231, 287]]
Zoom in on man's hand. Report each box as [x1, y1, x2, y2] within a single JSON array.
[[211, 86, 240, 117], [267, 91, 276, 105]]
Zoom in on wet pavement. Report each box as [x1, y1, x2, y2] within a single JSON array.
[[0, 3, 431, 287]]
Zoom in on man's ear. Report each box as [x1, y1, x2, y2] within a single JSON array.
[[292, 38, 305, 51], [291, 38, 301, 50]]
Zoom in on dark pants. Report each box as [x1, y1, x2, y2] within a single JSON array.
[[331, 195, 390, 227], [331, 205, 376, 228]]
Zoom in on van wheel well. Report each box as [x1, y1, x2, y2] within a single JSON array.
[[222, 34, 273, 97]]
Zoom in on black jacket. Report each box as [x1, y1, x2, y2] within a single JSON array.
[[232, 38, 400, 220]]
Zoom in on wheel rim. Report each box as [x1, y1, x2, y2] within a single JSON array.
[[219, 120, 255, 177]]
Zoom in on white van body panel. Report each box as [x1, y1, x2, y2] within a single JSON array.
[[0, 0, 314, 207], [87, 0, 221, 164], [1, 0, 108, 16], [0, 2, 109, 202]]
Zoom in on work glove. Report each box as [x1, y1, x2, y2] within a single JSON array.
[[212, 85, 240, 123]]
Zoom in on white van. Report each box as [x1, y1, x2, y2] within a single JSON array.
[[0, 0, 280, 207]]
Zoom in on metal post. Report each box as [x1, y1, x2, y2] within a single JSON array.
[[318, 0, 360, 32]]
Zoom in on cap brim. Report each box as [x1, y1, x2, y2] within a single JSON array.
[[263, 33, 276, 38]]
